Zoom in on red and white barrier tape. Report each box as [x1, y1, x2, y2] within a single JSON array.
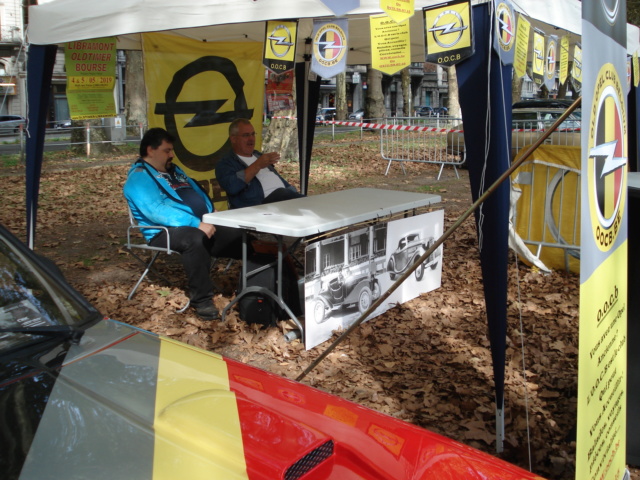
[[271, 117, 580, 135]]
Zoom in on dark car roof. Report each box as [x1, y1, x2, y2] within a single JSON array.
[[512, 99, 575, 109]]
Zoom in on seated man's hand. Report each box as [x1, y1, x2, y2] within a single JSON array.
[[256, 152, 280, 169], [198, 222, 216, 239]]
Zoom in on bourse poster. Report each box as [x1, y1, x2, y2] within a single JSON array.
[[304, 211, 444, 349]]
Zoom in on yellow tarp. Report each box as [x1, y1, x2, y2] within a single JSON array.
[[511, 145, 581, 273]]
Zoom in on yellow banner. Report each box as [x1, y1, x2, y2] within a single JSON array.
[[370, 14, 411, 75], [634, 51, 639, 88], [559, 35, 570, 85], [423, 0, 473, 66], [380, 0, 414, 24], [513, 14, 530, 79], [532, 30, 545, 85], [143, 33, 264, 208], [263, 20, 297, 73], [576, 246, 628, 480], [572, 44, 583, 83]]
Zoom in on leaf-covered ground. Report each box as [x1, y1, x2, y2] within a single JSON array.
[[1, 134, 633, 479]]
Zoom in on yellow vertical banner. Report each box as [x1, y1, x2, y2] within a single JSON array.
[[142, 33, 264, 208], [380, 0, 414, 24], [572, 44, 583, 84], [513, 14, 530, 79], [370, 14, 411, 75], [559, 35, 570, 86], [64, 37, 117, 119], [532, 30, 545, 86], [634, 51, 639, 88]]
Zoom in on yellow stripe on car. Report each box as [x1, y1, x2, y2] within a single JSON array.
[[153, 337, 249, 480]]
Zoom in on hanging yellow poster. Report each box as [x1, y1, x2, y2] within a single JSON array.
[[143, 33, 264, 208], [559, 35, 570, 86], [370, 14, 411, 75], [513, 14, 530, 79], [532, 30, 545, 86], [380, 0, 414, 24], [64, 37, 117, 119]]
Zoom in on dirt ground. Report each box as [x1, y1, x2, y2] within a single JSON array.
[[1, 134, 636, 480]]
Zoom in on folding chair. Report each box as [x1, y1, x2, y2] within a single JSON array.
[[124, 208, 235, 311], [124, 208, 190, 312]]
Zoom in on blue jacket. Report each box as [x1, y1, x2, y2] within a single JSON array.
[[123, 159, 213, 241], [215, 149, 295, 209]]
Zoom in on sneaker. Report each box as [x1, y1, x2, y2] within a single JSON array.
[[194, 303, 220, 321]]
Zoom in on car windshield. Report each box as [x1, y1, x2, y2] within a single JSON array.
[[0, 234, 93, 353]]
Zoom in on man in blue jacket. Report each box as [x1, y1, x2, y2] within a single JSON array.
[[215, 118, 304, 209], [124, 128, 242, 320]]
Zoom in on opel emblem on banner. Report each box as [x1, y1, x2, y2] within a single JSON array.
[[532, 29, 545, 86], [423, 0, 473, 67], [154, 56, 253, 172], [587, 63, 627, 252], [493, 0, 515, 65], [544, 35, 557, 90], [263, 20, 297, 73], [311, 19, 348, 78]]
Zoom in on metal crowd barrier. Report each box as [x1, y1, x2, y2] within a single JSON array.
[[378, 116, 466, 180]]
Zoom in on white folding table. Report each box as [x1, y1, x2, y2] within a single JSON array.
[[203, 188, 441, 339]]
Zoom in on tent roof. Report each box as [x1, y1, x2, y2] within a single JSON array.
[[28, 0, 640, 63]]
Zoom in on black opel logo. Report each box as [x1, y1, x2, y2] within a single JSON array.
[[155, 56, 254, 172]]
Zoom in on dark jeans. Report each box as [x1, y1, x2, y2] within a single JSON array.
[[149, 225, 244, 307], [263, 187, 305, 204]]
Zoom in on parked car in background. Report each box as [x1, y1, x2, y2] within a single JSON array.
[[54, 119, 72, 129], [414, 106, 434, 117], [446, 102, 581, 161], [433, 106, 449, 116], [0, 222, 545, 480], [348, 108, 364, 121], [316, 107, 336, 125], [0, 115, 26, 134]]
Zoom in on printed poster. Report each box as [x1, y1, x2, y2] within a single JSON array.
[[576, 1, 628, 479], [513, 14, 530, 79], [381, 0, 414, 24], [304, 210, 444, 349], [370, 14, 411, 75], [142, 33, 264, 210], [64, 37, 117, 120], [544, 35, 558, 90], [493, 0, 516, 65]]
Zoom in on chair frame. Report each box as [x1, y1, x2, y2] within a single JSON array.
[[124, 208, 190, 312]]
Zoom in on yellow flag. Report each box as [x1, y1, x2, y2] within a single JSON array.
[[532, 30, 545, 85], [380, 0, 414, 24], [370, 14, 411, 75], [634, 51, 639, 88], [143, 33, 264, 208], [513, 14, 530, 79], [559, 35, 570, 85]]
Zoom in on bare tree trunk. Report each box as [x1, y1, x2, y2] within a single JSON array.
[[336, 73, 347, 120], [401, 67, 411, 117], [446, 66, 461, 123], [70, 119, 118, 156], [124, 50, 147, 137], [511, 73, 524, 103], [366, 68, 385, 120]]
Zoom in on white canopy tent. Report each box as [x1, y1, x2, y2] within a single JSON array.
[[27, 0, 640, 57]]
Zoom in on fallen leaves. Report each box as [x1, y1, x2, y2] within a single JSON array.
[[0, 140, 588, 480]]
